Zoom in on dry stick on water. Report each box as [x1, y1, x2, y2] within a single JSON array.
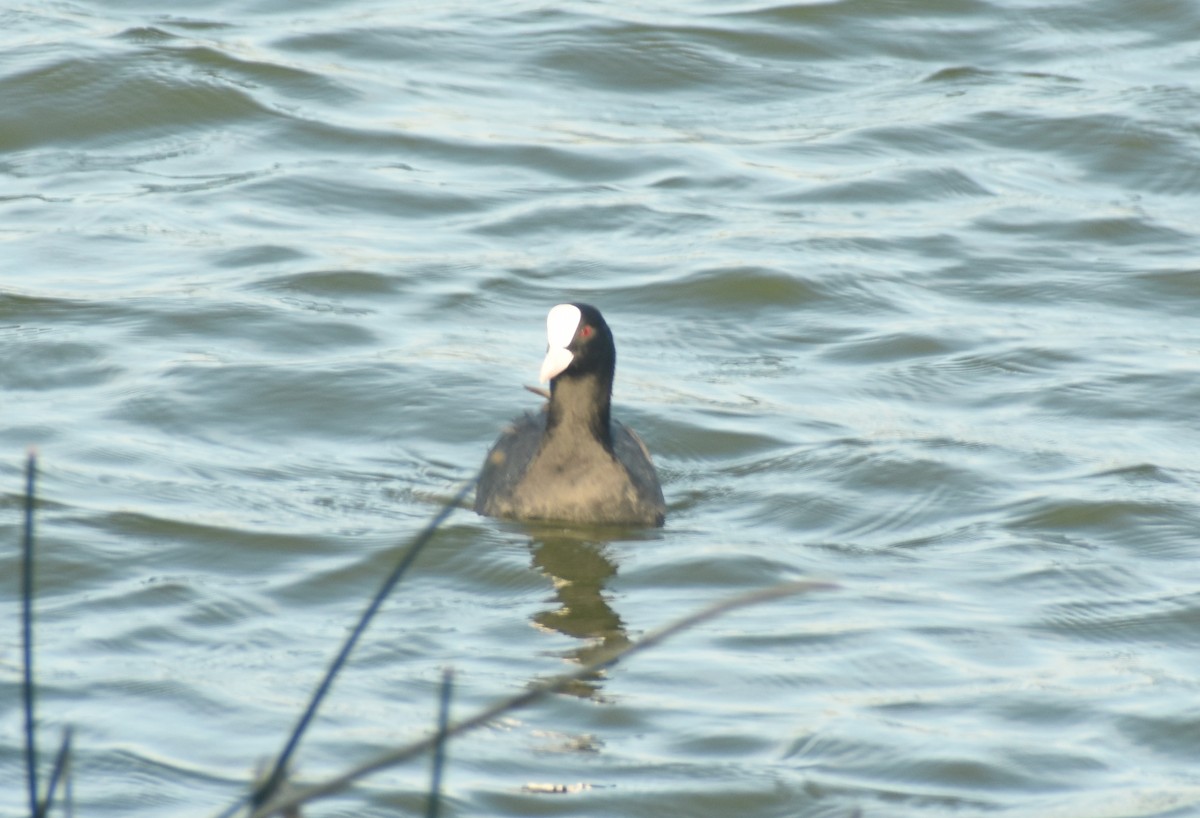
[[228, 475, 481, 817], [426, 668, 455, 818], [36, 728, 74, 818], [22, 451, 40, 818], [19, 453, 74, 818], [246, 578, 836, 818]]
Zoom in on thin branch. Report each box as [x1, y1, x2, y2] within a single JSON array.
[[426, 668, 454, 818], [241, 475, 479, 813], [22, 450, 39, 818], [35, 727, 73, 818], [248, 579, 836, 818]]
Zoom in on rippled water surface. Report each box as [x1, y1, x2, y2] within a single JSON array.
[[3, 0, 1200, 816]]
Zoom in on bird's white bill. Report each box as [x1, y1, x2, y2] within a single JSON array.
[[546, 304, 581, 348], [540, 304, 581, 382], [540, 346, 574, 382]]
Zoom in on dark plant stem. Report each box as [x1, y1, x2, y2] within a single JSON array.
[[245, 475, 479, 813], [246, 579, 836, 818], [35, 727, 73, 818], [426, 668, 455, 818], [22, 451, 39, 818]]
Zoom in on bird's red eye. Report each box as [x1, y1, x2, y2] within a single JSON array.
[[580, 325, 593, 339]]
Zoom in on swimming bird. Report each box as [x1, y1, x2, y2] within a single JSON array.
[[475, 303, 666, 527]]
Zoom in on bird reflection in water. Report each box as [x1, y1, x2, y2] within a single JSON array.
[[526, 531, 632, 700]]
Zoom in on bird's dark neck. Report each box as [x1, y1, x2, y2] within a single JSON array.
[[547, 370, 613, 449]]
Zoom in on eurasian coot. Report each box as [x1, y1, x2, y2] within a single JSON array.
[[475, 303, 666, 527]]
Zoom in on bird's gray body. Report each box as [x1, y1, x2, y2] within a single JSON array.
[[475, 407, 665, 527]]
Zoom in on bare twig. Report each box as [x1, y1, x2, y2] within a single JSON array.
[[35, 727, 73, 818], [232, 475, 479, 815], [426, 668, 454, 818], [22, 450, 39, 818], [247, 579, 836, 818]]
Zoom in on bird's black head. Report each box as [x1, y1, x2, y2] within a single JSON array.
[[540, 302, 616, 386]]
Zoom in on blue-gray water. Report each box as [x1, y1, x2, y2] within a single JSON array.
[[3, 1, 1200, 816]]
